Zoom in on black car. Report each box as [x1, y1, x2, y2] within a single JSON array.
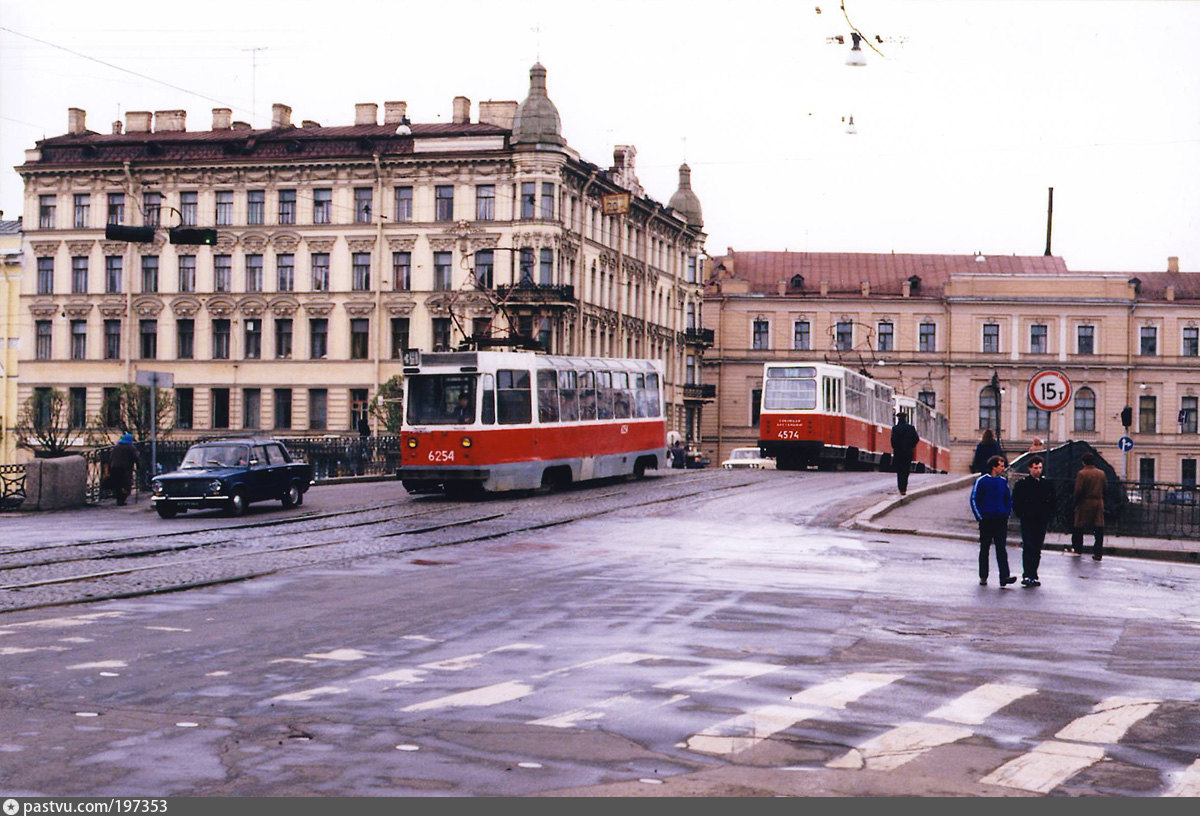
[[151, 438, 314, 519]]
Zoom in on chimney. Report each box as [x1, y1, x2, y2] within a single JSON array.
[[902, 279, 912, 298], [820, 280, 829, 296], [776, 280, 787, 296], [126, 111, 153, 133], [861, 280, 870, 296], [355, 103, 378, 126], [383, 101, 407, 124], [479, 100, 518, 129], [212, 108, 232, 130], [68, 107, 87, 135], [153, 110, 187, 132], [1167, 286, 1176, 302], [271, 103, 292, 129], [1168, 256, 1179, 273], [452, 96, 471, 124], [112, 121, 123, 135]]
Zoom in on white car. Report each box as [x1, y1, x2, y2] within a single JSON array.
[[721, 447, 776, 470]]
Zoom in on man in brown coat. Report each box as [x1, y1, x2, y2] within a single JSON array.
[[1071, 452, 1106, 560]]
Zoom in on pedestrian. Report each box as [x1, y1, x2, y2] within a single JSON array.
[[107, 432, 139, 506], [970, 454, 1016, 586], [1028, 437, 1045, 452], [1012, 455, 1056, 587], [669, 439, 686, 469], [970, 428, 1002, 473], [1071, 452, 1106, 560], [889, 411, 920, 496]]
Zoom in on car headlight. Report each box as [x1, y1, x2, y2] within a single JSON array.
[[152, 481, 164, 495], [207, 479, 224, 494]]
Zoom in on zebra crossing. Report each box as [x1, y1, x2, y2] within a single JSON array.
[[264, 644, 1200, 796]]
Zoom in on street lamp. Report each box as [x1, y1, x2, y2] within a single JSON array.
[[990, 372, 1003, 451]]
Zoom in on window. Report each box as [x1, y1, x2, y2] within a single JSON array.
[[877, 321, 894, 352], [308, 388, 327, 430], [69, 387, 87, 429], [1139, 394, 1157, 434], [1183, 458, 1197, 489], [540, 182, 555, 218], [1074, 387, 1096, 432], [539, 248, 553, 285], [751, 388, 762, 427], [35, 320, 52, 360], [836, 321, 853, 351], [176, 388, 193, 430], [139, 319, 157, 359], [274, 389, 292, 430], [313, 188, 332, 224], [352, 252, 371, 290], [276, 253, 294, 291], [1140, 326, 1158, 356], [1139, 458, 1156, 485], [1183, 327, 1199, 357], [38, 195, 56, 229], [792, 320, 811, 351], [73, 194, 90, 228], [32, 387, 53, 430], [687, 256, 698, 284], [243, 388, 261, 429], [433, 251, 452, 291], [104, 319, 121, 360], [686, 302, 697, 330], [179, 191, 197, 225], [215, 191, 233, 225], [1026, 397, 1050, 431], [214, 255, 232, 292], [143, 192, 161, 227], [105, 256, 122, 293], [311, 253, 329, 291], [521, 182, 536, 218], [752, 319, 770, 350], [212, 319, 231, 359], [244, 318, 262, 359], [394, 186, 413, 222], [350, 389, 369, 432], [919, 322, 936, 352], [177, 319, 194, 359], [519, 248, 535, 284], [1181, 396, 1198, 434], [37, 258, 54, 294], [107, 193, 125, 225], [141, 256, 158, 293], [432, 317, 451, 351], [71, 256, 88, 294], [275, 318, 293, 359], [475, 250, 493, 289], [390, 317, 409, 358], [918, 390, 936, 409], [212, 388, 230, 429], [354, 187, 372, 222], [472, 317, 491, 340], [245, 254, 263, 292], [178, 255, 196, 292], [982, 323, 1000, 353], [392, 251, 411, 290], [247, 190, 264, 225], [70, 319, 87, 359], [102, 387, 120, 427], [350, 318, 369, 359], [496, 369, 532, 425], [476, 185, 495, 220], [310, 318, 328, 359], [435, 185, 454, 221], [1030, 324, 1048, 354], [278, 189, 296, 224], [979, 386, 999, 431]]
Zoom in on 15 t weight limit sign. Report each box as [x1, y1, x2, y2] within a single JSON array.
[[1028, 368, 1072, 412]]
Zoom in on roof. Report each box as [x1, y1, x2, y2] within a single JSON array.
[[0, 219, 21, 234]]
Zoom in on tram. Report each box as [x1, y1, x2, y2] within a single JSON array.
[[757, 361, 949, 472], [397, 350, 667, 496]]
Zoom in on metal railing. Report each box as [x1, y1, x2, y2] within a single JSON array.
[[0, 464, 26, 511], [1032, 478, 1200, 541]]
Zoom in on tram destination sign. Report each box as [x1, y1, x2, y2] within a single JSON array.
[[1028, 368, 1072, 412]]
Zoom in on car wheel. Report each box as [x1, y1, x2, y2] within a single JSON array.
[[281, 483, 302, 508], [156, 503, 178, 519], [226, 490, 247, 517]]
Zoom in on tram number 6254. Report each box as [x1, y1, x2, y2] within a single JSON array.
[[428, 450, 455, 463]]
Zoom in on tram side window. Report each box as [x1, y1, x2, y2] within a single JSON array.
[[537, 370, 560, 423], [596, 371, 614, 419], [632, 373, 650, 417], [481, 373, 496, 425], [558, 370, 579, 421], [578, 371, 597, 420], [643, 372, 661, 417], [612, 372, 632, 419], [497, 369, 531, 425], [406, 374, 476, 425]]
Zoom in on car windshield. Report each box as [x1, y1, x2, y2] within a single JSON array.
[[732, 449, 756, 459], [180, 444, 250, 469]]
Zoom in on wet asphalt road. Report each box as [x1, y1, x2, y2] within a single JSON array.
[[1, 469, 1198, 797]]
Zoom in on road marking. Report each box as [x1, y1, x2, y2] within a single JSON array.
[[533, 651, 668, 679], [67, 660, 127, 670], [530, 694, 639, 728], [401, 680, 532, 712], [655, 660, 782, 693], [788, 672, 904, 710], [305, 648, 371, 661], [1054, 696, 1159, 743], [270, 685, 348, 702], [0, 611, 124, 632], [420, 642, 541, 671], [928, 683, 1037, 724], [827, 722, 974, 770], [980, 740, 1105, 793], [684, 704, 823, 755], [1165, 759, 1200, 797], [0, 646, 68, 656]]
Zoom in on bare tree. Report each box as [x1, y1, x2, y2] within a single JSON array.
[[14, 388, 74, 457], [369, 375, 404, 434], [91, 384, 177, 442]]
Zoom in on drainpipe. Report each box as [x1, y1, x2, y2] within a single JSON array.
[[578, 169, 598, 355], [122, 161, 135, 388], [373, 153, 384, 434]]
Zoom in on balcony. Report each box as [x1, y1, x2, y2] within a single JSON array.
[[684, 327, 714, 346], [494, 283, 576, 307], [683, 383, 716, 403]]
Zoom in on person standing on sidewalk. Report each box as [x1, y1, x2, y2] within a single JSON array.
[[1071, 452, 1106, 560], [890, 411, 919, 496], [1012, 455, 1056, 587], [107, 433, 139, 506], [970, 454, 1016, 587]]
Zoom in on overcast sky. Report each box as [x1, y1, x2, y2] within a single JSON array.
[[2, 0, 1197, 272]]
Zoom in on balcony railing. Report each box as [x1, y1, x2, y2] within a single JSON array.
[[683, 383, 716, 402], [684, 327, 714, 345], [494, 283, 576, 305]]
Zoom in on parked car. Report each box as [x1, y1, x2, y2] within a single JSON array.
[[721, 447, 776, 470], [151, 438, 313, 519], [1163, 489, 1198, 506]]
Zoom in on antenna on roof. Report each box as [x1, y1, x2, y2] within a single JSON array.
[[242, 47, 268, 128]]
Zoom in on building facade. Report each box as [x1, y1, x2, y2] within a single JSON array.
[[16, 64, 708, 445], [701, 251, 1200, 483], [1, 218, 21, 464]]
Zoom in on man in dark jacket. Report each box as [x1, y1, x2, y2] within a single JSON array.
[[1071, 452, 1107, 560], [970, 454, 1015, 587], [1012, 455, 1056, 587], [108, 433, 139, 506], [890, 412, 920, 496]]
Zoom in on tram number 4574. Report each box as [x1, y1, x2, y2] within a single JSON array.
[[775, 430, 804, 440], [428, 450, 455, 463]]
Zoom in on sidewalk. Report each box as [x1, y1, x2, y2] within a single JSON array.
[[850, 475, 1200, 565]]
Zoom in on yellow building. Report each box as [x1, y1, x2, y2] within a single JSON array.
[[16, 65, 708, 441], [702, 251, 1200, 483], [0, 218, 21, 463]]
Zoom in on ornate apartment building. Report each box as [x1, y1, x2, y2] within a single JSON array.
[[702, 250, 1200, 483], [16, 64, 708, 442]]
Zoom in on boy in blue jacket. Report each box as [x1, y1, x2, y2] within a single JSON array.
[[970, 454, 1016, 586]]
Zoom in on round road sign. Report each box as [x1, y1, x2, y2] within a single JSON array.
[[1118, 436, 1134, 452], [1028, 368, 1073, 412]]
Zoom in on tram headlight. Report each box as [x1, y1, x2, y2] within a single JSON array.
[[461, 437, 473, 448], [406, 436, 418, 449]]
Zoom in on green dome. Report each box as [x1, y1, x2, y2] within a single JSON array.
[[512, 63, 565, 146]]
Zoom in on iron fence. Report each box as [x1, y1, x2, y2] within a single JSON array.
[[1033, 477, 1200, 540], [0, 463, 26, 511]]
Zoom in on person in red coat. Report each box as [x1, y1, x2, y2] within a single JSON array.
[[1071, 452, 1107, 560]]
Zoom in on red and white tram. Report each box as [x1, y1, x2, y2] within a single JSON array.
[[398, 350, 666, 496], [758, 362, 949, 473]]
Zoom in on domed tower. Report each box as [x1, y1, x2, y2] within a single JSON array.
[[668, 163, 703, 229], [511, 63, 565, 146]]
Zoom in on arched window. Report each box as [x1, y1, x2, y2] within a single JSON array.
[[1074, 387, 1096, 432], [979, 387, 999, 431], [1026, 396, 1050, 432]]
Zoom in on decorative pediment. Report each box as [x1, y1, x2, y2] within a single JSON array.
[[268, 296, 299, 317], [241, 232, 269, 253], [344, 299, 376, 318], [31, 241, 61, 255], [305, 237, 336, 253], [383, 297, 416, 317], [174, 245, 198, 256], [138, 239, 167, 255], [171, 296, 202, 318], [214, 233, 237, 251], [386, 234, 419, 252], [29, 300, 59, 319], [132, 296, 164, 317], [272, 232, 301, 252], [205, 296, 236, 318], [301, 300, 335, 317], [98, 298, 127, 318], [428, 237, 457, 252], [346, 236, 377, 253], [101, 241, 128, 255], [238, 297, 268, 318], [425, 293, 454, 316], [67, 241, 95, 255]]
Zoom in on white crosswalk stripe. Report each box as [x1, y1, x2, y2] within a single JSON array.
[[1053, 696, 1159, 743], [1165, 759, 1200, 797]]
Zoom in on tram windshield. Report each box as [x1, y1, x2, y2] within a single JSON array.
[[406, 374, 477, 425], [763, 375, 817, 410]]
